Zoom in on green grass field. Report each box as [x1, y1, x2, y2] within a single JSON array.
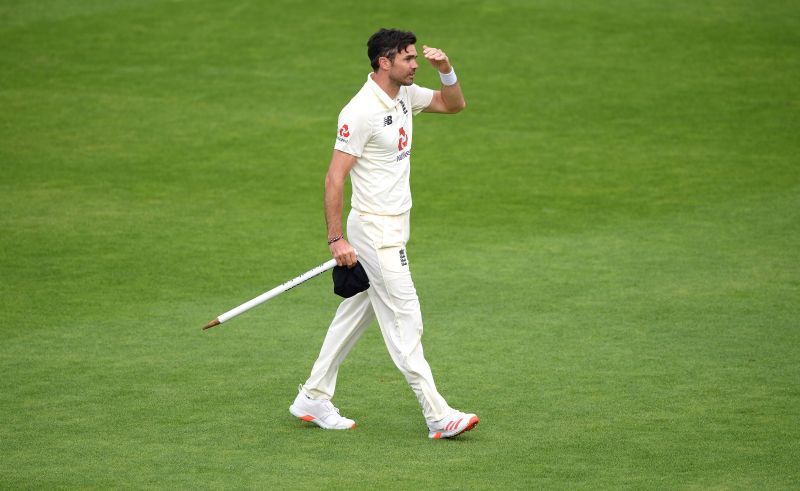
[[2, 0, 799, 488]]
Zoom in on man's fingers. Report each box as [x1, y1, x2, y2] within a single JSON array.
[[336, 251, 353, 266], [336, 255, 355, 267], [331, 241, 357, 267], [423, 46, 446, 56], [423, 46, 449, 67]]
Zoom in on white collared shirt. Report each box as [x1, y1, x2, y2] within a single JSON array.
[[334, 74, 434, 216]]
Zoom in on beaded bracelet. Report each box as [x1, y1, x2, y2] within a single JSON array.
[[327, 234, 344, 245]]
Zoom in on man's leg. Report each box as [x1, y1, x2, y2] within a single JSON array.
[[289, 289, 374, 430], [348, 211, 453, 424], [301, 291, 375, 400]]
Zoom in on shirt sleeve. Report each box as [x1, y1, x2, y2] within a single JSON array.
[[407, 84, 435, 115], [333, 105, 371, 157]]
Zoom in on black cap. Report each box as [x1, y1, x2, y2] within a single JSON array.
[[332, 262, 370, 298]]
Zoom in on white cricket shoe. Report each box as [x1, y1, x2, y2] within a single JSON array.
[[289, 386, 356, 430], [428, 410, 479, 439]]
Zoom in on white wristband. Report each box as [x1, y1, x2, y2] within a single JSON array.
[[439, 67, 457, 86]]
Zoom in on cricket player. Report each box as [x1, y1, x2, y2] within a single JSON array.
[[289, 28, 478, 439]]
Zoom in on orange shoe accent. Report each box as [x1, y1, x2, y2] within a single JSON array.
[[350, 423, 357, 429], [300, 415, 315, 422], [433, 431, 442, 439], [462, 416, 479, 433]]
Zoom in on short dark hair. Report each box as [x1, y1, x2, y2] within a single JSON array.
[[367, 28, 417, 71]]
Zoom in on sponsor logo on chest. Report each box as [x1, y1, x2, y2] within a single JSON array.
[[396, 127, 410, 161]]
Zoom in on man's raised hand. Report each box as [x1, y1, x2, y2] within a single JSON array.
[[423, 45, 452, 73]]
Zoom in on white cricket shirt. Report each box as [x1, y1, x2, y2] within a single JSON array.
[[334, 74, 434, 216]]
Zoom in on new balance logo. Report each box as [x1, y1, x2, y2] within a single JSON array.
[[399, 249, 408, 267], [383, 115, 392, 126]]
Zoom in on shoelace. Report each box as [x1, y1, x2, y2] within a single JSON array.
[[322, 400, 340, 415]]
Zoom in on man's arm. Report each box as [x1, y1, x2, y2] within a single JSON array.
[[422, 45, 466, 114], [325, 149, 358, 267]]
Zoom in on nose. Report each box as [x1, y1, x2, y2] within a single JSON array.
[[410, 60, 418, 69]]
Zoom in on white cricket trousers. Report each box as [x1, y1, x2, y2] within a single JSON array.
[[301, 209, 452, 423]]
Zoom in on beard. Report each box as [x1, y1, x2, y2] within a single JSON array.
[[390, 71, 415, 86]]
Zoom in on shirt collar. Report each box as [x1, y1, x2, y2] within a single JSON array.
[[366, 73, 399, 109]]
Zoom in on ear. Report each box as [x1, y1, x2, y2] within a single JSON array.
[[378, 56, 393, 71]]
